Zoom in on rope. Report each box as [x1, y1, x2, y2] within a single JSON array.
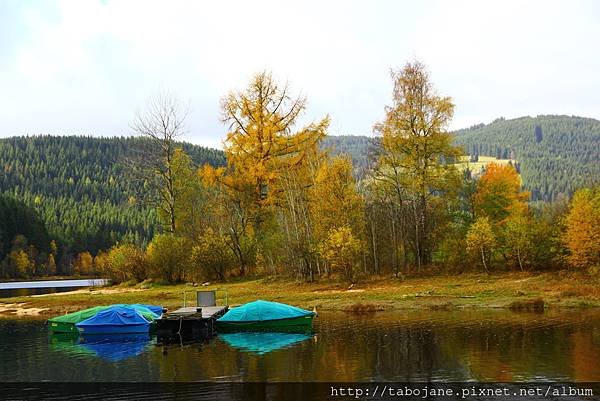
[[176, 315, 183, 336]]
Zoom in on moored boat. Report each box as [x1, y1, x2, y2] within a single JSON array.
[[216, 300, 315, 332], [48, 305, 111, 333], [48, 304, 162, 333], [76, 305, 154, 335]]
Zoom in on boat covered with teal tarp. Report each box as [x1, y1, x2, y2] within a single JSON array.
[[216, 300, 315, 332], [49, 304, 163, 333], [76, 305, 155, 335]]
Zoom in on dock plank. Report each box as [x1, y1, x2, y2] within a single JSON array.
[[155, 305, 229, 342], [168, 306, 228, 318]]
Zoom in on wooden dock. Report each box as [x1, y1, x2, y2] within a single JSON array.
[[155, 305, 228, 342]]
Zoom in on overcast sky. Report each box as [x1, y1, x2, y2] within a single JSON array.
[[1, 0, 599, 148]]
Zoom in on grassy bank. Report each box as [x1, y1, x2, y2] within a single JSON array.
[[1, 271, 599, 318]]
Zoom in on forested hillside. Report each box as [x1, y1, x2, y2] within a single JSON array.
[[321, 135, 376, 174], [453, 115, 600, 201], [320, 116, 600, 201], [0, 136, 225, 255]]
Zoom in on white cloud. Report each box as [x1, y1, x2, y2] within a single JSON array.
[[0, 0, 598, 147]]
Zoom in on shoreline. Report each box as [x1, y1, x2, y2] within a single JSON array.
[[1, 271, 598, 318]]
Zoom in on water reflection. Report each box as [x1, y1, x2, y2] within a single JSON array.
[[50, 333, 151, 362], [1, 309, 599, 382], [218, 332, 313, 355]]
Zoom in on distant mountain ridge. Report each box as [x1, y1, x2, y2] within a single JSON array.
[[453, 115, 600, 201], [1, 114, 597, 252], [324, 115, 599, 201]]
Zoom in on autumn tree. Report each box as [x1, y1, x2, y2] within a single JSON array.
[[276, 144, 324, 280], [171, 148, 205, 240], [218, 71, 329, 279], [73, 251, 93, 276], [146, 234, 193, 283], [319, 226, 363, 282], [8, 249, 32, 278], [199, 164, 257, 275], [372, 60, 462, 270], [473, 162, 532, 270], [46, 253, 57, 276], [503, 213, 533, 271], [221, 71, 328, 207], [129, 92, 188, 234], [47, 240, 58, 275], [473, 163, 528, 224], [466, 217, 496, 272], [191, 227, 234, 281], [562, 186, 600, 269], [312, 156, 365, 240], [105, 244, 147, 283], [310, 156, 366, 276], [93, 251, 109, 277]]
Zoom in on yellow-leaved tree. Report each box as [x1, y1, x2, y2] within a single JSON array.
[[221, 71, 329, 208], [474, 163, 529, 224], [466, 216, 496, 272], [562, 186, 600, 269], [473, 162, 532, 270], [373, 60, 462, 271], [312, 156, 364, 238], [312, 156, 366, 276], [218, 71, 329, 279], [319, 226, 363, 282]]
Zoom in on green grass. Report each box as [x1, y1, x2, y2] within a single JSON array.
[[457, 155, 515, 174], [1, 271, 599, 318]]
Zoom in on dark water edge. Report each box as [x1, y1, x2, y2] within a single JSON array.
[[0, 286, 87, 298]]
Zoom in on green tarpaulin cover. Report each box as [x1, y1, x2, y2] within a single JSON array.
[[49, 306, 111, 325]]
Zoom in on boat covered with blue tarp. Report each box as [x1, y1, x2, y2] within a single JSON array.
[[216, 300, 315, 332], [76, 305, 153, 335], [49, 304, 163, 333]]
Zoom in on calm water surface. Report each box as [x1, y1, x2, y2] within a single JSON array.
[[0, 309, 599, 382], [0, 279, 108, 298]]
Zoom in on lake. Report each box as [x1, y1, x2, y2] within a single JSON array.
[[1, 309, 599, 383], [0, 279, 108, 298]]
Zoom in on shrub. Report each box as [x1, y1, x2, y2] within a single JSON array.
[[191, 228, 234, 281], [102, 244, 147, 284], [146, 234, 193, 283]]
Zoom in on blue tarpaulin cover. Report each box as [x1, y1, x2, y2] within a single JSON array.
[[76, 305, 151, 329], [217, 300, 314, 323], [111, 304, 162, 321], [131, 304, 164, 316]]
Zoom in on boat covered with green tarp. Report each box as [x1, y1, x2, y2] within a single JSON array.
[[48, 304, 163, 333], [49, 306, 111, 333], [216, 300, 315, 332]]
